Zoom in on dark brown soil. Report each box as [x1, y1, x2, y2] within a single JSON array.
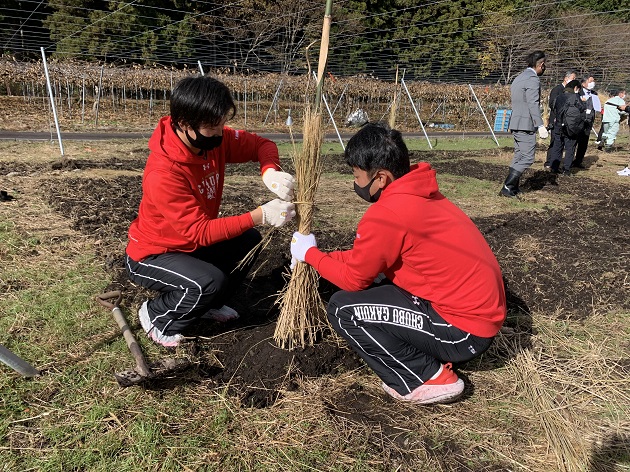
[[4, 149, 630, 417]]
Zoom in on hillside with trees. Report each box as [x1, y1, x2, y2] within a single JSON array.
[[0, 0, 628, 85]]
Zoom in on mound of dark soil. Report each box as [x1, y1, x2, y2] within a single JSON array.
[[199, 322, 363, 408]]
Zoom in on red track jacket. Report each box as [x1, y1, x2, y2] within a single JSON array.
[[126, 116, 280, 261], [305, 163, 506, 338]]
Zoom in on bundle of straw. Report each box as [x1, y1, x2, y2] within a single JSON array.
[[273, 106, 327, 350], [274, 0, 333, 350]]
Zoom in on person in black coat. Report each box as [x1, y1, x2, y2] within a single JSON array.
[[544, 70, 576, 169], [573, 75, 599, 168], [546, 79, 585, 175]]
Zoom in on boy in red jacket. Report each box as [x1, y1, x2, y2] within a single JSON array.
[[290, 123, 506, 404], [126, 76, 296, 348]]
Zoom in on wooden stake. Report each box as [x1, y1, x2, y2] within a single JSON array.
[[389, 65, 399, 128], [314, 0, 333, 110]]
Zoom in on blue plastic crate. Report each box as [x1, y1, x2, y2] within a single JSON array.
[[494, 109, 512, 132]]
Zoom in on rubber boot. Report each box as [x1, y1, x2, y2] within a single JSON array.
[[499, 167, 522, 198]]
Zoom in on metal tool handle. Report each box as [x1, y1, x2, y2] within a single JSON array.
[[97, 291, 152, 378], [0, 344, 40, 377]]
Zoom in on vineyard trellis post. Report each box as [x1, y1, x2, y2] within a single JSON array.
[[263, 79, 283, 125], [95, 64, 104, 127], [244, 79, 247, 127], [468, 84, 500, 147], [149, 78, 154, 121], [400, 76, 432, 149], [40, 47, 64, 157], [325, 83, 348, 126], [312, 71, 344, 150], [66, 79, 72, 119], [81, 76, 85, 124], [426, 97, 447, 122], [56, 81, 62, 115]]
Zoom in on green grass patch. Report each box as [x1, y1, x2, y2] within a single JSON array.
[[276, 135, 512, 158]]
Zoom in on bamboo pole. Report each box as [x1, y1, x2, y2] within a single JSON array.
[[388, 65, 399, 128], [314, 0, 333, 109]]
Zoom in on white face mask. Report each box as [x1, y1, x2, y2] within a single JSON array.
[[587, 81, 595, 90]]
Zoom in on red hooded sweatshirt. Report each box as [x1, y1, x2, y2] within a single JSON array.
[[305, 163, 506, 338], [126, 116, 280, 261]]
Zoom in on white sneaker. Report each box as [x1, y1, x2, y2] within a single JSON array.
[[203, 305, 239, 322], [138, 301, 183, 348], [616, 167, 630, 176]]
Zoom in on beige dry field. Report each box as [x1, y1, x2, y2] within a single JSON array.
[[0, 128, 629, 471]]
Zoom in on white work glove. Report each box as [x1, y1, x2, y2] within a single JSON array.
[[260, 199, 296, 227], [290, 231, 317, 263], [538, 125, 549, 139], [262, 168, 296, 201]]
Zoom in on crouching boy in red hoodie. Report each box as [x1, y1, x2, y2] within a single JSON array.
[[290, 122, 506, 404], [126, 76, 296, 348]]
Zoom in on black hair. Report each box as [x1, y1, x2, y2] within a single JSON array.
[[170, 76, 236, 128], [526, 50, 546, 68], [344, 122, 410, 179], [565, 79, 581, 90], [580, 74, 593, 85]]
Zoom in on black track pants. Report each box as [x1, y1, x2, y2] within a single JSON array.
[[126, 228, 262, 335], [327, 284, 494, 396], [545, 128, 577, 171], [574, 125, 593, 166]]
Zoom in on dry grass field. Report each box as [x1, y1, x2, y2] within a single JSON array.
[[0, 125, 629, 470]]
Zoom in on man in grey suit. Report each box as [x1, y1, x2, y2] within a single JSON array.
[[500, 50, 548, 198]]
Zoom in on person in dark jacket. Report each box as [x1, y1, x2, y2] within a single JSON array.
[[573, 75, 600, 169], [289, 122, 506, 405], [544, 70, 576, 170], [545, 80, 585, 175]]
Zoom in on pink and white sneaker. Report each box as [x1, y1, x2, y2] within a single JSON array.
[[138, 301, 183, 348], [382, 363, 465, 405]]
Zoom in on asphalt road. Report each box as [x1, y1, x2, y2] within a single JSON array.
[[0, 130, 511, 142]]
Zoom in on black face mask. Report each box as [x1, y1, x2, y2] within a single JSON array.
[[185, 128, 223, 151], [354, 175, 382, 203]]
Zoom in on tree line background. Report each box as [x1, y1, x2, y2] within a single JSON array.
[[1, 0, 629, 87]]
